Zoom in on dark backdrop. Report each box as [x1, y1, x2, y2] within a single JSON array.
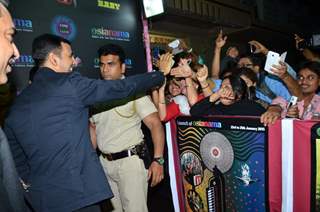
[[8, 0, 147, 91]]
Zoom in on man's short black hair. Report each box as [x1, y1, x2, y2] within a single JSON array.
[[98, 44, 126, 64], [32, 33, 71, 66]]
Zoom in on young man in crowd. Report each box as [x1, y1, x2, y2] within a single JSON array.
[[90, 44, 167, 212], [261, 61, 320, 125], [4, 33, 170, 212]]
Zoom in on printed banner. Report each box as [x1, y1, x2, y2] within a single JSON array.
[[311, 122, 320, 211], [174, 116, 268, 212]]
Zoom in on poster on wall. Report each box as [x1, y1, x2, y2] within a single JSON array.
[[9, 0, 146, 91], [174, 116, 268, 212]]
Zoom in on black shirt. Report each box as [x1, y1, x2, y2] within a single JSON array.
[[190, 97, 266, 117]]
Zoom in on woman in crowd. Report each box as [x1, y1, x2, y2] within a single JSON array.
[[154, 76, 192, 122], [238, 67, 269, 109], [153, 49, 208, 122], [190, 74, 266, 116]]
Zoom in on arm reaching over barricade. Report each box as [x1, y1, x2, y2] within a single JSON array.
[[260, 105, 282, 126]]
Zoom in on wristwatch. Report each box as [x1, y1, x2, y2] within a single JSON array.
[[153, 157, 165, 165]]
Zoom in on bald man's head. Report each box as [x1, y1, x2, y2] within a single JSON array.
[[0, 0, 20, 84], [0, 0, 9, 8], [0, 1, 9, 17]]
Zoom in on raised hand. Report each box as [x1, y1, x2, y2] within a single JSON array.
[[270, 61, 289, 80], [248, 40, 269, 55], [215, 30, 227, 49], [170, 62, 193, 78], [294, 34, 305, 51], [196, 65, 208, 83], [159, 53, 173, 75]]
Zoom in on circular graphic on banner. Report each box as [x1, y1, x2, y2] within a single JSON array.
[[187, 189, 204, 212], [51, 15, 77, 41], [200, 132, 234, 173], [180, 151, 203, 186]]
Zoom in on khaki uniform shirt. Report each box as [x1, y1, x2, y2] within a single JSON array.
[[91, 95, 157, 153]]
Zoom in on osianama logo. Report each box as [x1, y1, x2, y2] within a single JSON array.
[[13, 18, 33, 32], [12, 55, 34, 68], [124, 59, 132, 69], [91, 27, 130, 41], [51, 16, 77, 41], [97, 0, 120, 10]]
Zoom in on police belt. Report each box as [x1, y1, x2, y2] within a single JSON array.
[[101, 142, 144, 161]]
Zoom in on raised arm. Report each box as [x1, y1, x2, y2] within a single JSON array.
[[171, 60, 199, 106], [270, 62, 303, 100], [294, 34, 319, 61], [157, 80, 167, 121], [196, 65, 213, 97], [71, 53, 173, 106], [211, 30, 227, 79]]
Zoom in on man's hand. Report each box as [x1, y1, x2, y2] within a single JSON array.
[[148, 161, 164, 187], [215, 30, 227, 49], [248, 40, 269, 55], [260, 106, 282, 126], [159, 53, 173, 75], [270, 61, 289, 80], [196, 65, 209, 83]]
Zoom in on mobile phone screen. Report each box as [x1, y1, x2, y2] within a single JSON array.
[[264, 51, 280, 74]]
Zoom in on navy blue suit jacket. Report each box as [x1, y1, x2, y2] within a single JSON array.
[[4, 67, 164, 212]]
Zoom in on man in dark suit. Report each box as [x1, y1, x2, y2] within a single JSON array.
[[0, 0, 27, 211], [4, 33, 171, 212]]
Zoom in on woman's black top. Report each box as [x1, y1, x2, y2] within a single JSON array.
[[190, 97, 266, 117]]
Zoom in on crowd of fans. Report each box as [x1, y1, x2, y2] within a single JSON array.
[[150, 31, 320, 126]]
